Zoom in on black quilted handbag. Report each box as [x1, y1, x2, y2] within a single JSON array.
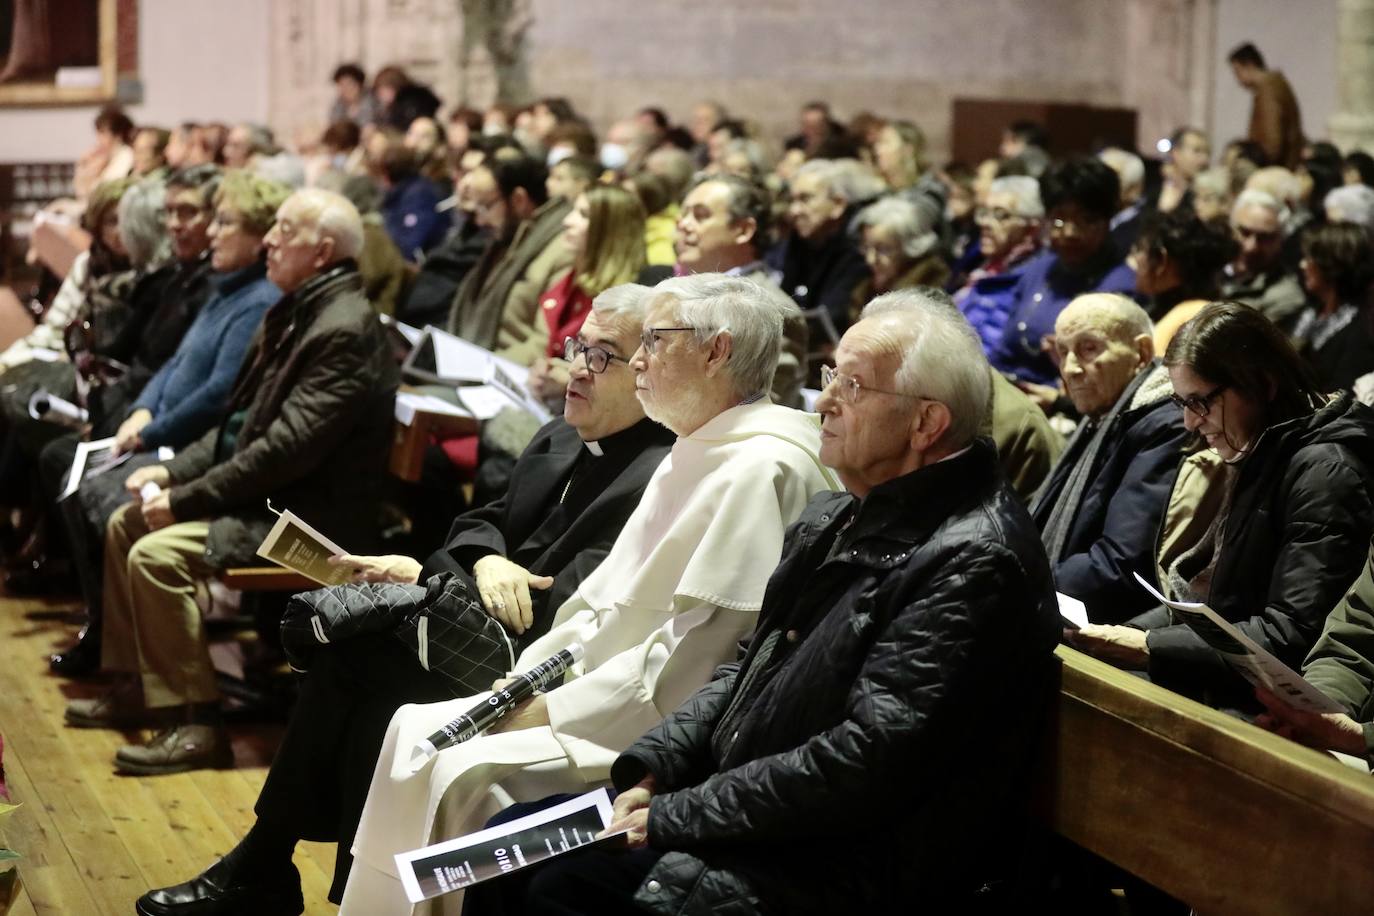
[[279, 572, 516, 696]]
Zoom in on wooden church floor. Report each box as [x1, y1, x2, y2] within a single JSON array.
[[0, 592, 340, 914]]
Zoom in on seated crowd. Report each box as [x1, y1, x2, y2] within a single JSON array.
[[6, 49, 1374, 916]]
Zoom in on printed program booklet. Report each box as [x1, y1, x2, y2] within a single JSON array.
[[1132, 572, 1344, 714], [255, 503, 352, 586], [401, 325, 531, 388], [395, 788, 628, 903], [60, 438, 173, 500]]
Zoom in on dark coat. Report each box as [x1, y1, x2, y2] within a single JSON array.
[[381, 175, 448, 263], [396, 220, 487, 329], [771, 222, 870, 333], [1301, 306, 1374, 394], [611, 439, 1062, 914], [89, 253, 215, 436], [1032, 365, 1189, 623], [1132, 393, 1374, 703], [421, 415, 674, 650], [164, 262, 398, 568]]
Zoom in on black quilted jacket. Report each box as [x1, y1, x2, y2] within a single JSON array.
[[610, 440, 1062, 914]]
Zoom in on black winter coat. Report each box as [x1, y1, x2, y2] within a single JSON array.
[[610, 440, 1062, 914], [89, 253, 214, 435], [164, 262, 398, 568], [1031, 365, 1189, 623], [1132, 393, 1374, 704]]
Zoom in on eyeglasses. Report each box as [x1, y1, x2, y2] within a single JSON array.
[[1049, 216, 1102, 237], [819, 365, 928, 405], [163, 203, 206, 225], [564, 336, 629, 374], [209, 211, 243, 232], [974, 207, 1024, 224], [1169, 384, 1227, 417], [639, 326, 697, 355], [860, 243, 903, 261], [1233, 225, 1281, 243]]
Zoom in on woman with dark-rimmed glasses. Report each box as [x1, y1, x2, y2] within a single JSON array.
[[1071, 301, 1374, 711]]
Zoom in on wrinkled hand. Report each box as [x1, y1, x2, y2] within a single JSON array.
[[1016, 380, 1063, 415], [601, 776, 657, 849], [1254, 687, 1367, 755], [473, 554, 554, 635], [125, 464, 170, 497], [141, 488, 175, 530], [484, 676, 550, 734], [528, 357, 572, 404], [328, 553, 422, 584], [114, 408, 153, 455], [1069, 624, 1150, 670]]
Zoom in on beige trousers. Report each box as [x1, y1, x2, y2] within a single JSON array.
[[100, 501, 217, 709]]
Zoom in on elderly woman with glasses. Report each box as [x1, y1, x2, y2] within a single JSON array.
[[1071, 301, 1374, 712], [953, 175, 1045, 352], [846, 196, 947, 325]]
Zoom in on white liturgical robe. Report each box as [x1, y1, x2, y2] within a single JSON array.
[[340, 401, 839, 914]]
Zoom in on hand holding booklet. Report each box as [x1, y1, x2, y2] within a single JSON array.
[[395, 788, 629, 903], [255, 502, 353, 587], [1131, 572, 1343, 714]]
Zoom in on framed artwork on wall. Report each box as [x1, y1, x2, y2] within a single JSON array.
[[0, 0, 121, 106]]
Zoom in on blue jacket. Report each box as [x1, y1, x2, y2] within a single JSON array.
[[988, 248, 1138, 385], [132, 261, 278, 449], [382, 176, 448, 263], [1030, 365, 1188, 624], [957, 258, 1033, 356]]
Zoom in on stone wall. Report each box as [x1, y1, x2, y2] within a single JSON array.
[[268, 0, 1206, 161]]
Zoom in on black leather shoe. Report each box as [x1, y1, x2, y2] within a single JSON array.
[[49, 627, 101, 677], [135, 850, 303, 916]]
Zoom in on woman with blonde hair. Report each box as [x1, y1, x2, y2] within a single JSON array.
[[527, 184, 647, 400]]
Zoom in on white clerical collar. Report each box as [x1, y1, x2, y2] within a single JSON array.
[[583, 440, 604, 456]]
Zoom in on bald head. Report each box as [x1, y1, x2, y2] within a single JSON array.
[[1053, 293, 1154, 417], [1057, 293, 1153, 343]]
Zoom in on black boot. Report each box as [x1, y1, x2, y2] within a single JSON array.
[[135, 830, 303, 915], [49, 623, 101, 677]]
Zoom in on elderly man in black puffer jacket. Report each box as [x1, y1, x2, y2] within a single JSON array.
[[465, 291, 1062, 916], [65, 188, 399, 777]]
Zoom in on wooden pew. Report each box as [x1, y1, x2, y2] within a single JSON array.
[[1044, 646, 1374, 915], [389, 402, 478, 482]]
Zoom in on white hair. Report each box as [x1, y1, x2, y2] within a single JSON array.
[[854, 195, 939, 259], [1097, 147, 1145, 192], [1193, 166, 1231, 197], [651, 273, 798, 400], [591, 282, 653, 324], [721, 138, 773, 178], [253, 152, 307, 189], [795, 158, 885, 205], [859, 289, 992, 449], [1246, 166, 1302, 208], [1231, 188, 1291, 225], [289, 188, 364, 260], [1324, 184, 1374, 233], [987, 175, 1044, 218], [117, 177, 171, 267]]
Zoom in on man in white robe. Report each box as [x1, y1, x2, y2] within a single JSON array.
[[340, 274, 840, 914]]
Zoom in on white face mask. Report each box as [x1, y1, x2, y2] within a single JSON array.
[[547, 146, 574, 167], [599, 142, 629, 171]]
